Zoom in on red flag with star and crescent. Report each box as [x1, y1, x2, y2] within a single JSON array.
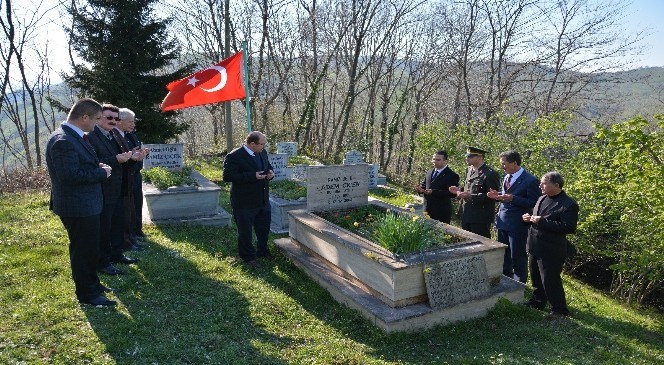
[[160, 51, 246, 111]]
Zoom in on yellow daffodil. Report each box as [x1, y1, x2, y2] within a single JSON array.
[[353, 221, 360, 228]]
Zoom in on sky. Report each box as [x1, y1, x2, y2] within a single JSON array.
[[621, 0, 664, 68], [23, 0, 664, 84]]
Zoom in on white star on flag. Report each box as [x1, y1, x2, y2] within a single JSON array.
[[187, 76, 199, 87]]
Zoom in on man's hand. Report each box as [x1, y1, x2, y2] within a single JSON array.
[[115, 151, 132, 163], [99, 163, 112, 178], [266, 170, 275, 180]]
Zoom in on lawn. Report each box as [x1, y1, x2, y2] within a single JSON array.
[[0, 188, 662, 364]]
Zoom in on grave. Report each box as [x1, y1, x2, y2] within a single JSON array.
[[267, 153, 291, 181], [274, 165, 526, 332], [276, 141, 298, 156], [342, 150, 381, 188], [141, 143, 230, 226]]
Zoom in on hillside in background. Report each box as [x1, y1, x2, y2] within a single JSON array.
[[1, 67, 663, 170]]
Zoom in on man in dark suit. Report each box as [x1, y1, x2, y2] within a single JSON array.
[[416, 150, 459, 224], [87, 104, 139, 275], [46, 98, 116, 306], [449, 146, 501, 238], [117, 108, 149, 251], [223, 131, 275, 267], [523, 171, 579, 317], [487, 150, 540, 283]]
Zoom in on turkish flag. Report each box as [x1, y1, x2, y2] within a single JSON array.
[[160, 51, 246, 111]]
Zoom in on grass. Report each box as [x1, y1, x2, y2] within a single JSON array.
[[1, 190, 663, 364], [269, 179, 307, 200], [368, 185, 420, 208]]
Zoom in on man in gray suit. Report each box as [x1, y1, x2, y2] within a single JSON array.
[[46, 98, 115, 306]]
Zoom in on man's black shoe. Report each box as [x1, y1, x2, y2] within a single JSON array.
[[111, 256, 139, 265], [98, 265, 124, 275], [523, 300, 546, 311], [80, 295, 117, 306], [128, 243, 145, 251], [98, 284, 118, 293]]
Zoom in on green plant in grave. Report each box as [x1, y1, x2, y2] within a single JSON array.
[[269, 179, 307, 200], [143, 166, 196, 190], [373, 210, 436, 254], [287, 155, 318, 166]]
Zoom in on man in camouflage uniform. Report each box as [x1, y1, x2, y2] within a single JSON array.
[[449, 146, 501, 238]]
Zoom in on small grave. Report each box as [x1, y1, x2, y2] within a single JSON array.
[[141, 143, 230, 226]]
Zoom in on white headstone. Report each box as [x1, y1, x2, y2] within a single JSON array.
[[143, 143, 184, 171], [291, 165, 308, 181], [267, 153, 291, 180], [343, 150, 364, 165], [306, 164, 368, 211], [276, 142, 298, 156]]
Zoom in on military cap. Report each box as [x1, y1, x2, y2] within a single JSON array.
[[466, 146, 488, 156]]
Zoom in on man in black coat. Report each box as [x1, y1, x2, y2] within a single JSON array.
[[87, 104, 139, 275], [46, 98, 115, 306], [449, 146, 501, 238], [223, 131, 275, 266], [416, 150, 459, 224], [523, 171, 579, 317]]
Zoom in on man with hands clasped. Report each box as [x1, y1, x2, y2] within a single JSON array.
[[416, 150, 459, 224], [522, 171, 579, 318], [487, 150, 540, 283]]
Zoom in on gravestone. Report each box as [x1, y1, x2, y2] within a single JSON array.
[[291, 165, 308, 181], [267, 153, 291, 180], [343, 150, 364, 165], [367, 164, 379, 188], [277, 142, 298, 156], [306, 164, 368, 211], [143, 143, 184, 171], [423, 256, 491, 309]]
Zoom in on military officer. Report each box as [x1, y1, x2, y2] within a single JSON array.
[[449, 146, 501, 238]]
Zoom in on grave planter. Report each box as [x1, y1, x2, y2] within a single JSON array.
[[288, 200, 506, 308], [143, 170, 230, 226], [269, 195, 307, 233]]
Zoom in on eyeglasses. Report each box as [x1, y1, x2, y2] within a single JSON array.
[[105, 116, 121, 121]]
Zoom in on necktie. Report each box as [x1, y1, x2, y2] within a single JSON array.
[[82, 134, 91, 144], [432, 170, 439, 180], [505, 174, 512, 191]]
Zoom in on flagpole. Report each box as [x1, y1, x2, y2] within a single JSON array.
[[242, 41, 252, 132]]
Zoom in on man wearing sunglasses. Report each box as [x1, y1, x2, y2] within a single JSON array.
[[87, 104, 140, 275]]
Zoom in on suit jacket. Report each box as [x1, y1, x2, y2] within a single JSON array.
[[526, 191, 579, 260], [420, 167, 459, 221], [495, 169, 540, 232], [460, 163, 501, 224], [87, 125, 125, 205], [223, 146, 274, 210], [125, 132, 144, 174], [45, 124, 107, 217]]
